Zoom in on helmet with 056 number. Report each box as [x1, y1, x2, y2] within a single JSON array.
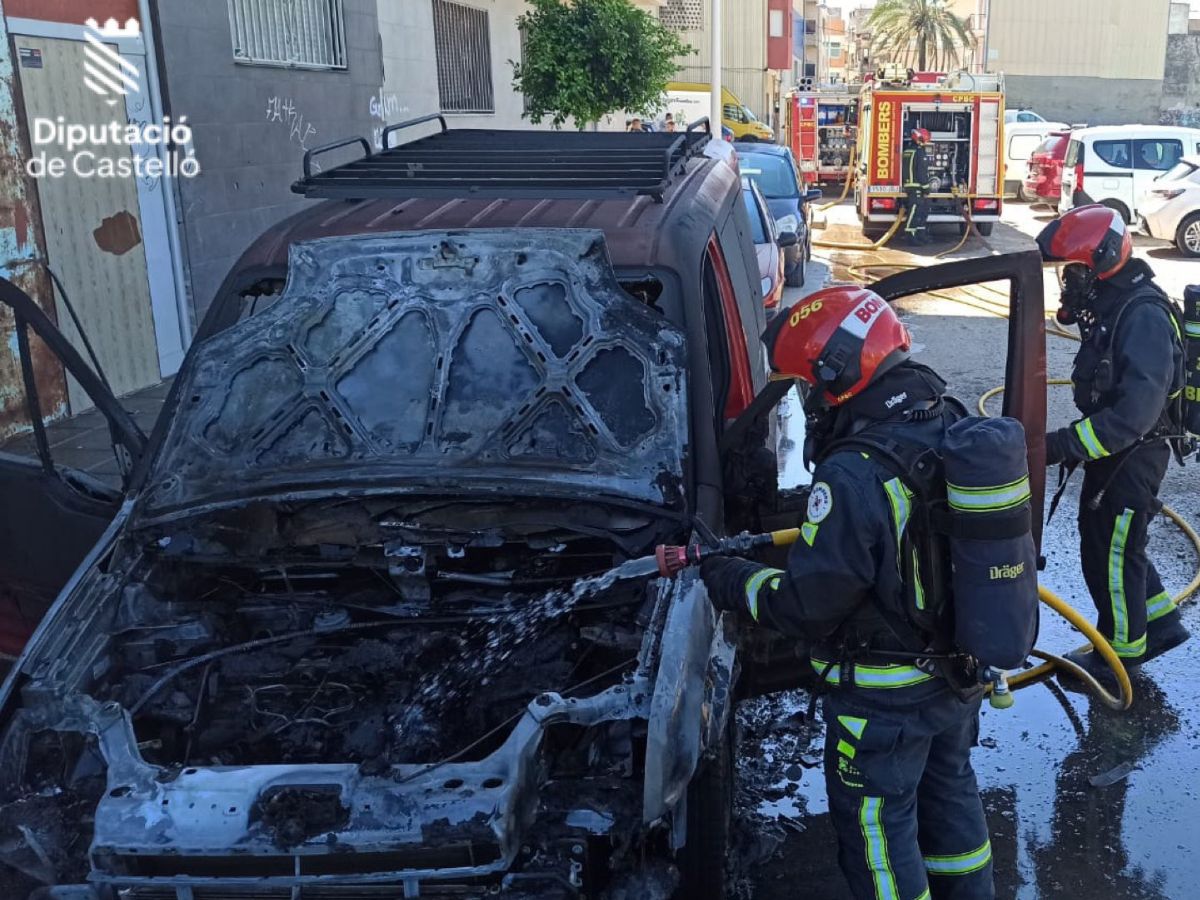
[[762, 286, 912, 406]]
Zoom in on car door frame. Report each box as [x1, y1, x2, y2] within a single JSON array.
[[0, 276, 146, 661]]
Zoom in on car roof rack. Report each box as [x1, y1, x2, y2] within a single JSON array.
[[291, 114, 713, 203]]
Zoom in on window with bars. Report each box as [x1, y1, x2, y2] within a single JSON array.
[[433, 0, 495, 115], [227, 0, 347, 69]]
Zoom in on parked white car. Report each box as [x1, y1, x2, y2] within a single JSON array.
[[1138, 154, 1200, 257], [1061, 125, 1200, 223], [1005, 120, 1067, 199], [1005, 109, 1049, 124]]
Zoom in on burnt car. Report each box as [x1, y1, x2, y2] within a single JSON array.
[[0, 120, 1048, 900]]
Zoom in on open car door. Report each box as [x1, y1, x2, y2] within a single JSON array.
[[734, 249, 1048, 696], [0, 276, 147, 663]]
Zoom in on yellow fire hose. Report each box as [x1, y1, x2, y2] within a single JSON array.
[[815, 147, 857, 212], [826, 263, 1200, 710]]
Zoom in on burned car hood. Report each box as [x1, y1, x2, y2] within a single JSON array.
[[136, 230, 688, 523]]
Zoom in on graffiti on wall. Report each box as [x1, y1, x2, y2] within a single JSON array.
[[369, 90, 409, 150], [1160, 107, 1200, 129], [266, 96, 318, 152]]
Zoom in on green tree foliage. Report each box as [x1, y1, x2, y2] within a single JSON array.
[[868, 0, 973, 72], [513, 0, 693, 129]]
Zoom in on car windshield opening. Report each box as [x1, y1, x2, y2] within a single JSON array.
[[738, 154, 799, 199]]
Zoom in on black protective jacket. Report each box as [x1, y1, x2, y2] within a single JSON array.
[[704, 364, 958, 663], [1050, 260, 1185, 466], [903, 144, 930, 189]]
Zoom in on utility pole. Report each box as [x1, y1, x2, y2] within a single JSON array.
[[711, 0, 722, 134]]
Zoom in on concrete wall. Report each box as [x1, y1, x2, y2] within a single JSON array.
[[377, 0, 530, 142], [155, 0, 384, 322], [1003, 74, 1164, 127], [1162, 33, 1200, 127]]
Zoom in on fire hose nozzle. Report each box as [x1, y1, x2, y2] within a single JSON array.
[[656, 544, 703, 577]]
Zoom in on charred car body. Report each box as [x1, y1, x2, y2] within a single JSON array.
[[0, 122, 1048, 899]]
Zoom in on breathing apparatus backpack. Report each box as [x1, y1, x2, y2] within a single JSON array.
[[1080, 285, 1191, 458], [826, 415, 1040, 692], [1184, 285, 1200, 440]]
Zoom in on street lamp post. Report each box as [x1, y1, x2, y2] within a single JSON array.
[[711, 0, 722, 135]]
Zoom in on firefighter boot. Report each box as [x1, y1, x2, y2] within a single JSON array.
[[1144, 610, 1190, 664], [1057, 647, 1128, 694]]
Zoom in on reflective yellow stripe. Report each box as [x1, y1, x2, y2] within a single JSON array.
[[811, 657, 935, 689], [744, 568, 784, 622], [1185, 320, 1200, 338], [883, 478, 911, 566], [1147, 590, 1177, 623], [924, 839, 993, 876], [1075, 418, 1110, 460], [946, 475, 1031, 512], [1108, 510, 1133, 647], [913, 891, 932, 900], [837, 738, 857, 759], [860, 797, 900, 900], [838, 715, 868, 739]]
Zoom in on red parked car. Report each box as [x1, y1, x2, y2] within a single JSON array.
[[1023, 130, 1072, 205]]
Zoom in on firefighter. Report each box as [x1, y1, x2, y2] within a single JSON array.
[[701, 286, 995, 900], [902, 127, 933, 246], [1037, 205, 1190, 687]]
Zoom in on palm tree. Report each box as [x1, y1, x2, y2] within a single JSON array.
[[867, 0, 973, 72]]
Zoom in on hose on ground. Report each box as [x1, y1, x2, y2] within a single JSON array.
[[812, 212, 904, 251], [815, 147, 857, 212], [828, 257, 1200, 710]]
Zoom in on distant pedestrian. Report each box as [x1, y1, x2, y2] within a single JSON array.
[[627, 117, 645, 133]]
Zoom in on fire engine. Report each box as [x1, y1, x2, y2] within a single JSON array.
[[784, 86, 858, 187], [855, 71, 1005, 236]]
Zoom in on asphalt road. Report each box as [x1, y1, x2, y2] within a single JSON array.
[[737, 198, 1200, 900]]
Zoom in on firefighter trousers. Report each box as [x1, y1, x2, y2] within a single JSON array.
[[904, 188, 930, 240], [823, 686, 995, 900], [1079, 444, 1181, 662]]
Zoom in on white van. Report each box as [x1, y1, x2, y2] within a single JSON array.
[[1061, 125, 1200, 222], [1005, 120, 1067, 199]]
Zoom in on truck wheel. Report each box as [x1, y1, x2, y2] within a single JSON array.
[[1176, 213, 1200, 257], [975, 222, 994, 237], [1099, 199, 1131, 225], [677, 713, 736, 900]]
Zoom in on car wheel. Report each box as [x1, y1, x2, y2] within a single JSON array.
[[1015, 184, 1033, 202], [1099, 199, 1132, 225], [785, 262, 805, 288], [677, 712, 735, 900], [1176, 213, 1200, 257]]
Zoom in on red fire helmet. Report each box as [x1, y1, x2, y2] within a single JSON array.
[[763, 286, 912, 405], [911, 127, 931, 145], [1036, 204, 1132, 280]]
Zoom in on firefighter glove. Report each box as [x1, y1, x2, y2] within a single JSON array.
[[1045, 429, 1070, 467], [700, 556, 763, 617]]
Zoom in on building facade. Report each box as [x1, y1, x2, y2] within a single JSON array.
[[986, 0, 1172, 124], [2, 0, 190, 432], [662, 0, 781, 124]]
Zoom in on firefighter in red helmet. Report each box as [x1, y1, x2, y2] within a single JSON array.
[[902, 127, 933, 246], [701, 287, 996, 900], [1037, 205, 1189, 687]]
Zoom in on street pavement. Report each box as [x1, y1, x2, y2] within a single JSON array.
[[738, 198, 1200, 900]]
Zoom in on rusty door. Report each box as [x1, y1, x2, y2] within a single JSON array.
[[13, 34, 160, 412]]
